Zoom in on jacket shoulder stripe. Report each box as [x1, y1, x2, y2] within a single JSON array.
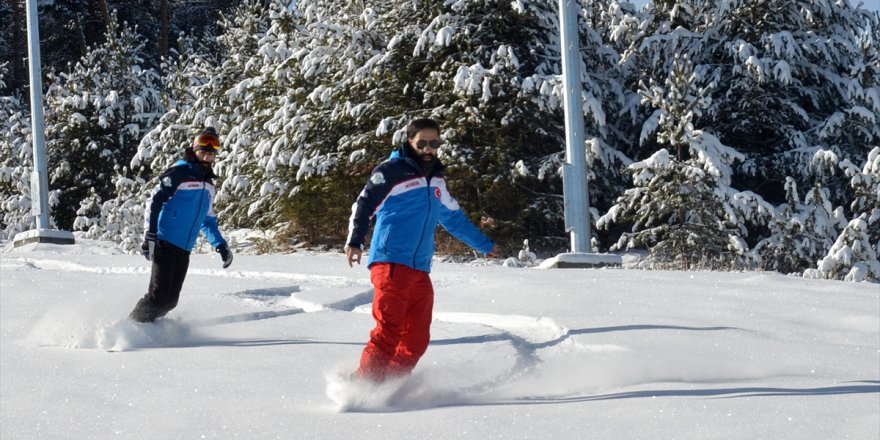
[[374, 177, 427, 214]]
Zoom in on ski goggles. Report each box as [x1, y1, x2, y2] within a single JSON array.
[[193, 133, 221, 152]]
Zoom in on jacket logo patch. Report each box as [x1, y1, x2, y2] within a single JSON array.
[[162, 176, 172, 187], [370, 172, 386, 185], [434, 188, 441, 199]]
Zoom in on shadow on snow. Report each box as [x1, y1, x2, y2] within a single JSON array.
[[504, 381, 880, 404]]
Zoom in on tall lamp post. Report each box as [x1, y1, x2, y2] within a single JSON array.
[[13, 0, 75, 247], [552, 0, 619, 268], [559, 0, 591, 253]]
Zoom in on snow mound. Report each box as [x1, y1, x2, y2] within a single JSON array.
[[97, 319, 197, 352], [27, 304, 202, 352], [324, 367, 471, 413]]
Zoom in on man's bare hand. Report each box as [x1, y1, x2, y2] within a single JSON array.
[[345, 246, 362, 267], [486, 244, 501, 258]]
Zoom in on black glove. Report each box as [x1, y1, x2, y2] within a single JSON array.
[[217, 244, 233, 268], [142, 232, 157, 261]]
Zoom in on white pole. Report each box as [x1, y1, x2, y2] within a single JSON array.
[[25, 0, 50, 229], [558, 0, 592, 252], [14, 0, 73, 246]]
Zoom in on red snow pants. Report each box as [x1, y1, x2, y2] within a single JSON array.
[[356, 263, 434, 382]]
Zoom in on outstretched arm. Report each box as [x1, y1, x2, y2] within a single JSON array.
[[434, 178, 497, 255]]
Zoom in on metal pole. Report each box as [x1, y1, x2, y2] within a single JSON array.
[[25, 0, 50, 229], [558, 0, 591, 252]]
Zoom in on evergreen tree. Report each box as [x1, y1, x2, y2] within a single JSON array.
[[276, 0, 634, 250], [133, 35, 217, 176], [132, 1, 316, 242], [212, 0, 310, 229], [817, 146, 880, 281], [44, 12, 164, 230], [72, 187, 102, 234], [818, 214, 880, 282], [121, 0, 639, 251], [610, 0, 878, 270], [841, 147, 880, 250], [122, 34, 222, 250], [598, 54, 753, 269], [628, 0, 879, 211], [0, 0, 27, 94], [363, 0, 572, 250], [0, 64, 36, 239], [167, 0, 241, 47], [753, 178, 847, 274]]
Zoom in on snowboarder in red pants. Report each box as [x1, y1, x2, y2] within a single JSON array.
[[345, 118, 500, 382]]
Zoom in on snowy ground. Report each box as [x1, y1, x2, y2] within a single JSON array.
[[1, 238, 878, 439]]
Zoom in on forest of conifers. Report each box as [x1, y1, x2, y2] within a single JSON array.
[[1, 0, 878, 281]]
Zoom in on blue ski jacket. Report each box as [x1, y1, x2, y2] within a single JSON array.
[[144, 159, 226, 252], [346, 144, 494, 272]]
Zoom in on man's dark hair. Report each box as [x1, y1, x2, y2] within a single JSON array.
[[406, 118, 441, 139]]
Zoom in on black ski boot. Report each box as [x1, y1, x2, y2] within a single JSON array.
[[129, 297, 163, 323]]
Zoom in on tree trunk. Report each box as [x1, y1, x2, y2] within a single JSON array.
[[159, 0, 169, 57], [73, 12, 88, 58], [8, 0, 26, 91], [93, 0, 111, 31]]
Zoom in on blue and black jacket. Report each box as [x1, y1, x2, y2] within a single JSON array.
[[144, 159, 226, 252], [346, 144, 494, 272]]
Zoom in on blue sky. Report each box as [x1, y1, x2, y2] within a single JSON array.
[[628, 0, 879, 12]]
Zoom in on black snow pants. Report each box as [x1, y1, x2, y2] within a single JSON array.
[[129, 240, 191, 322]]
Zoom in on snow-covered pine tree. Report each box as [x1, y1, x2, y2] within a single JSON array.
[[137, 0, 310, 235], [753, 178, 846, 274], [616, 0, 878, 269], [215, 0, 558, 246], [253, 0, 373, 242], [818, 146, 880, 282], [367, 0, 574, 250], [288, 0, 387, 168], [44, 12, 163, 231], [842, 147, 880, 252], [132, 35, 218, 178], [752, 177, 802, 273], [691, 0, 876, 212], [121, 0, 641, 250], [130, 1, 326, 245], [598, 54, 751, 270], [785, 1, 880, 210], [202, 0, 282, 228], [0, 64, 39, 239], [817, 213, 880, 282], [284, 0, 635, 250], [70, 162, 148, 252], [72, 187, 102, 234]]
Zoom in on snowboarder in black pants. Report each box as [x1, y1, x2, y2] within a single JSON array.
[[129, 127, 233, 323]]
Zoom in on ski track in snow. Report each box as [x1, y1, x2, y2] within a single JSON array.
[[1, 256, 354, 284], [11, 257, 755, 412]]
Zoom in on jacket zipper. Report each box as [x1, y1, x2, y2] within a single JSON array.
[[412, 173, 433, 268], [185, 177, 208, 249]]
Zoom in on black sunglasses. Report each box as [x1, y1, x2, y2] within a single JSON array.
[[415, 139, 441, 149]]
